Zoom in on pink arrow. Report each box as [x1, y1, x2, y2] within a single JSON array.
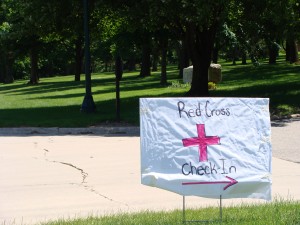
[[182, 176, 238, 190]]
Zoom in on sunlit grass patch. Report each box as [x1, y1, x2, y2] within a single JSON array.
[[41, 199, 300, 225]]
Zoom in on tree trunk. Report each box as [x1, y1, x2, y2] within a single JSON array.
[[232, 57, 236, 65], [232, 46, 238, 65], [179, 33, 190, 78], [213, 24, 225, 64], [288, 39, 299, 63], [152, 44, 159, 72], [152, 55, 158, 72], [139, 36, 151, 77], [75, 36, 84, 81], [0, 69, 3, 83], [212, 47, 219, 64], [0, 53, 4, 83], [268, 45, 277, 64], [285, 40, 290, 61], [241, 52, 247, 65], [160, 38, 168, 85], [127, 58, 136, 71], [29, 46, 39, 84], [104, 62, 108, 72], [186, 25, 215, 97], [0, 52, 14, 83], [4, 53, 14, 84]]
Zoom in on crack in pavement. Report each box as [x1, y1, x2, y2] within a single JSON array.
[[42, 148, 88, 184], [50, 160, 88, 183], [41, 148, 129, 207], [70, 183, 129, 207]]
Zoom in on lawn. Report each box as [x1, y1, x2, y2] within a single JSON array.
[[212, 59, 300, 117], [0, 58, 299, 127], [40, 199, 300, 225]]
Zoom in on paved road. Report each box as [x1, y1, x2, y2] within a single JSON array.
[[0, 120, 299, 225], [271, 119, 300, 163]]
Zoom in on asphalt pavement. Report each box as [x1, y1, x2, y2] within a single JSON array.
[[0, 118, 299, 225]]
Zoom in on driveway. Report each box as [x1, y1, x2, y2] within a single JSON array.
[[0, 120, 299, 225]]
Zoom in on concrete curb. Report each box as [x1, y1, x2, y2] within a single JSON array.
[[0, 126, 140, 136], [0, 115, 298, 137]]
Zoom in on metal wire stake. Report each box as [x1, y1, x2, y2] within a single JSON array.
[[183, 195, 186, 224], [220, 195, 223, 224]]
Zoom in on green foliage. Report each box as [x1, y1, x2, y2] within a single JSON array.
[[168, 80, 190, 89], [208, 82, 217, 90], [1, 0, 299, 85], [12, 56, 31, 79]]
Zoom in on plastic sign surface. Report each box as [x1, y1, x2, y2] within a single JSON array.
[[140, 98, 272, 200]]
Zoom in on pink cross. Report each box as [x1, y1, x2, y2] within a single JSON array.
[[182, 124, 220, 162]]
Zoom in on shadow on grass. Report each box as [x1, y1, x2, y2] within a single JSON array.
[[213, 62, 300, 116], [0, 81, 85, 96], [0, 105, 101, 127], [0, 62, 299, 127], [0, 90, 184, 127], [11, 72, 178, 100], [222, 63, 300, 83], [1, 70, 172, 96], [211, 81, 300, 108]]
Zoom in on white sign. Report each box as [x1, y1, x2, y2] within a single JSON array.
[[140, 98, 272, 200]]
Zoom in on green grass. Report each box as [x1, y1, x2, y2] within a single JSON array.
[[0, 58, 299, 127], [39, 199, 300, 225], [0, 67, 187, 127], [212, 58, 300, 117]]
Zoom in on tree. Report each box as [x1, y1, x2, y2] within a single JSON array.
[[154, 29, 169, 85], [2, 0, 63, 84], [2, 0, 41, 84], [43, 0, 85, 81], [216, 0, 289, 66], [148, 3, 178, 85], [285, 0, 300, 63], [129, 1, 153, 78], [213, 23, 239, 64], [167, 1, 229, 96], [178, 34, 190, 78], [0, 8, 14, 83], [92, 4, 140, 73], [259, 1, 289, 64], [138, 31, 152, 77]]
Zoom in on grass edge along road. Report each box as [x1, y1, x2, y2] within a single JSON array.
[[0, 58, 299, 127], [38, 199, 300, 225]]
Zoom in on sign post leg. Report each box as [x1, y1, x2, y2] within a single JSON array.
[[220, 195, 223, 224], [183, 195, 186, 224]]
